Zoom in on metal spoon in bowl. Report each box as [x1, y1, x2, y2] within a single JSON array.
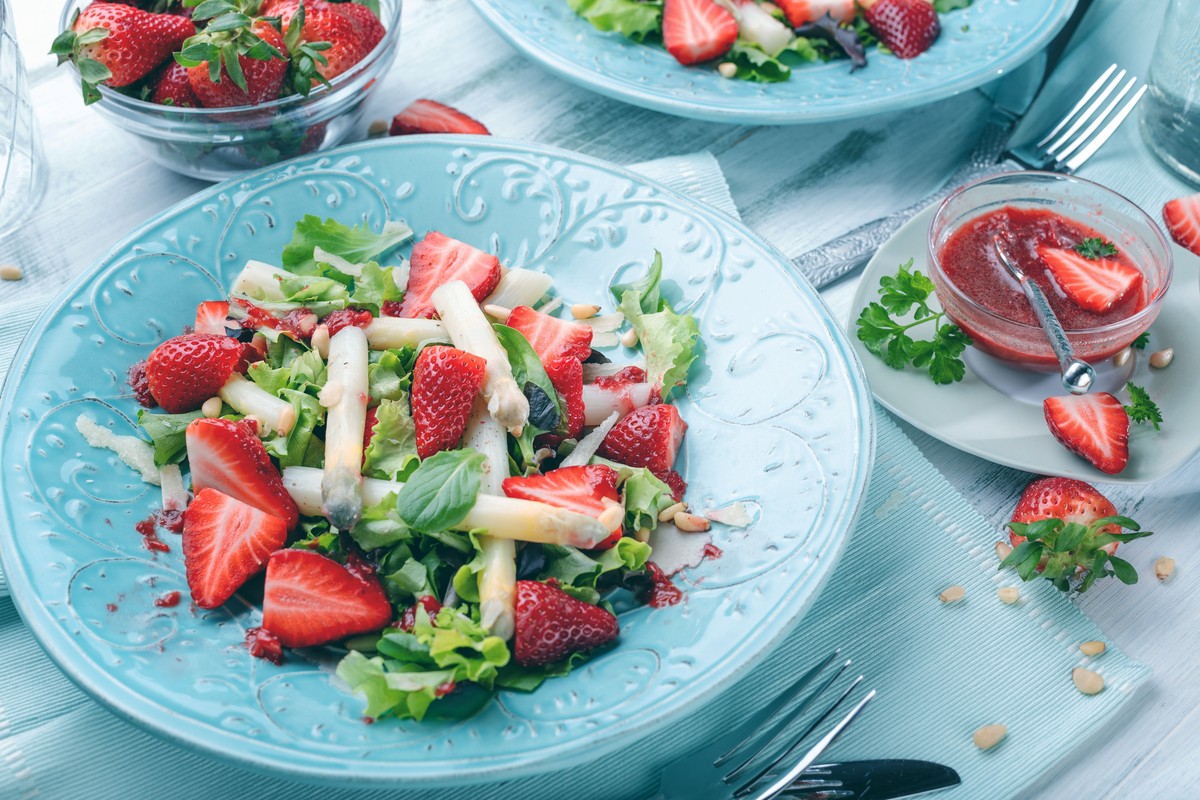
[[992, 235, 1096, 395]]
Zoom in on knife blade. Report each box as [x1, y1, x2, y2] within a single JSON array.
[[791, 0, 1097, 289], [781, 759, 961, 800]]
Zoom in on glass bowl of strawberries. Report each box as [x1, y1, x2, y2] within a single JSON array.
[[54, 0, 401, 181], [927, 171, 1174, 372]]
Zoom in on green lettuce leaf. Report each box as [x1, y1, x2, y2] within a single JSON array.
[[567, 0, 662, 41], [728, 41, 791, 82], [613, 254, 700, 398], [137, 409, 203, 466], [596, 457, 677, 532], [262, 388, 324, 468], [367, 347, 416, 403], [610, 251, 664, 314], [348, 261, 405, 315], [363, 398, 419, 482], [281, 215, 414, 276], [396, 450, 485, 533], [349, 492, 411, 551]]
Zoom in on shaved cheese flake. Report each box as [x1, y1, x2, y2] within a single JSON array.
[[75, 415, 160, 486]]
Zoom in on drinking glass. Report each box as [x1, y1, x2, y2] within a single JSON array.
[[1140, 0, 1200, 185], [0, 0, 46, 240]]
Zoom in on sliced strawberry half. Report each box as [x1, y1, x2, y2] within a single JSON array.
[[411, 345, 487, 458], [1043, 393, 1130, 475], [145, 333, 247, 413], [776, 0, 856, 27], [662, 0, 738, 66], [390, 99, 490, 136], [185, 418, 300, 528], [506, 306, 593, 365], [1164, 193, 1200, 257], [503, 465, 623, 549], [513, 579, 619, 666], [394, 232, 502, 319], [547, 357, 586, 437], [599, 403, 687, 474], [861, 0, 939, 59], [182, 488, 288, 609], [261, 549, 393, 648], [1038, 246, 1143, 313], [194, 301, 231, 335]]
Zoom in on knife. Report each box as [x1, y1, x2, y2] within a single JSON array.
[[782, 759, 962, 800], [791, 0, 1097, 289]]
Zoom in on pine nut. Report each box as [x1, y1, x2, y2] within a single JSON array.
[[658, 501, 687, 522], [673, 511, 711, 533], [1072, 667, 1105, 695], [1150, 347, 1174, 368], [621, 328, 639, 348], [717, 62, 737, 78], [201, 397, 223, 418], [972, 723, 1007, 751], [367, 119, 388, 137], [0, 264, 22, 281], [1079, 640, 1106, 657], [570, 303, 601, 320], [1112, 347, 1132, 367], [634, 527, 651, 543], [939, 584, 965, 603], [483, 304, 511, 320], [995, 541, 1013, 561], [997, 587, 1020, 604], [1155, 556, 1176, 582]]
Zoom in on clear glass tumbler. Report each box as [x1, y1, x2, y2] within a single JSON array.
[[1140, 0, 1200, 185], [0, 0, 45, 240]]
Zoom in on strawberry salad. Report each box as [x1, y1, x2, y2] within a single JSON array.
[[567, 0, 973, 82], [84, 215, 709, 721]]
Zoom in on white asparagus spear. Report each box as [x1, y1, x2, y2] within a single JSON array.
[[464, 397, 516, 640], [311, 317, 448, 359], [320, 325, 369, 529], [582, 382, 655, 426], [483, 268, 553, 310], [230, 260, 290, 301], [432, 280, 530, 435], [218, 374, 297, 435], [282, 467, 613, 548]]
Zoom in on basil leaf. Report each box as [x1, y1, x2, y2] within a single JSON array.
[[396, 450, 485, 533]]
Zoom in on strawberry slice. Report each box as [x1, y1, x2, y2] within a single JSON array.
[[394, 232, 502, 319], [390, 99, 490, 136], [775, 0, 856, 27], [185, 418, 300, 528], [662, 0, 738, 66], [261, 549, 393, 648], [1043, 393, 1129, 474], [502, 465, 623, 549], [598, 403, 687, 474], [193, 301, 231, 335], [182, 488, 288, 609], [1163, 193, 1200, 257], [145, 333, 247, 413], [505, 306, 593, 365], [411, 345, 487, 458], [1038, 246, 1143, 313], [398, 595, 443, 631], [547, 357, 586, 437], [861, 0, 939, 59], [513, 579, 619, 666]]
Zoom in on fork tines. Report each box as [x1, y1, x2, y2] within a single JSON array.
[[1033, 63, 1149, 173]]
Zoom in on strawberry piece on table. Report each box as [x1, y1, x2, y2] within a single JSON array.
[[193, 300, 231, 335], [185, 19, 289, 108], [662, 0, 738, 66], [513, 579, 619, 667], [599, 403, 687, 474], [149, 61, 200, 107], [1163, 193, 1200, 257], [1043, 393, 1130, 475], [411, 345, 487, 459], [1037, 246, 1143, 313], [776, 0, 856, 27], [144, 333, 247, 413], [182, 488, 288, 609], [185, 418, 300, 528], [860, 0, 940, 59], [505, 306, 594, 365], [1009, 477, 1122, 551], [390, 99, 491, 136], [261, 549, 393, 648], [52, 2, 194, 103], [395, 232, 502, 318], [503, 465, 623, 550]]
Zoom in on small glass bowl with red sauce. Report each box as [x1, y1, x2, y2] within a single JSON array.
[[928, 172, 1173, 372]]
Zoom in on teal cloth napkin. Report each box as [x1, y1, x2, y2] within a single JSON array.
[[0, 152, 1151, 799]]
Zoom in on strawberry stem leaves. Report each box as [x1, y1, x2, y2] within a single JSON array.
[[1002, 515, 1153, 593]]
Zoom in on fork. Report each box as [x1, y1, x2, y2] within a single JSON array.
[[650, 651, 875, 800], [792, 64, 1149, 289]]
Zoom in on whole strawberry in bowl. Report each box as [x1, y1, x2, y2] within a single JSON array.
[[53, 0, 401, 180]]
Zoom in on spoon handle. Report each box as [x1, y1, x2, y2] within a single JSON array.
[[1020, 279, 1086, 378]]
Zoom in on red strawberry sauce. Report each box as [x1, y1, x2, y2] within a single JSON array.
[[593, 366, 646, 389], [154, 591, 182, 608], [644, 562, 683, 608], [938, 206, 1145, 329], [134, 515, 171, 553], [702, 542, 723, 560], [323, 308, 374, 337], [245, 627, 284, 665]]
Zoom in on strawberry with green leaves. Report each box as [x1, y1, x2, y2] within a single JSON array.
[[176, 3, 289, 108]]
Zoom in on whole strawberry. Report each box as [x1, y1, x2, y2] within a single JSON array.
[[513, 580, 619, 667], [181, 18, 289, 107], [144, 333, 247, 413], [861, 0, 939, 59], [51, 2, 195, 104], [149, 60, 200, 107]]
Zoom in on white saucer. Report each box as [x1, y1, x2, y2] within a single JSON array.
[[847, 205, 1200, 484]]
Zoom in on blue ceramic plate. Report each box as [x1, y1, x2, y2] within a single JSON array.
[[0, 138, 872, 786], [468, 0, 1076, 124]]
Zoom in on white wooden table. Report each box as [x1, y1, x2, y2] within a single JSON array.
[[5, 1, 1198, 797]]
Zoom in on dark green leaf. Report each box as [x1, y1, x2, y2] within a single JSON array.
[[222, 41, 246, 90], [1131, 332, 1150, 350], [1108, 555, 1138, 585], [75, 56, 113, 85]]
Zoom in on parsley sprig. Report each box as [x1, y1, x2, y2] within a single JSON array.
[[1124, 381, 1163, 430], [1003, 515, 1152, 594], [1074, 237, 1118, 260], [1131, 332, 1150, 350], [856, 259, 972, 385]]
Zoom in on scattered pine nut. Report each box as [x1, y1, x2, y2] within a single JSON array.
[[1079, 640, 1106, 657], [621, 328, 639, 348], [570, 303, 601, 320], [997, 587, 1020, 604], [483, 304, 512, 320], [658, 501, 688, 522], [939, 584, 965, 603], [1155, 556, 1176, 582], [717, 62, 737, 79], [634, 527, 651, 543], [0, 264, 22, 281], [1112, 347, 1132, 367], [995, 541, 1013, 561], [673, 511, 711, 533], [1072, 667, 1105, 695], [1150, 347, 1174, 368], [367, 119, 389, 137], [201, 397, 223, 418], [972, 723, 1007, 751]]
